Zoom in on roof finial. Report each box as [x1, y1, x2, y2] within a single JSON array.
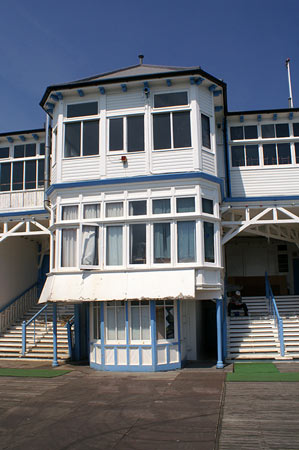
[[138, 54, 144, 65]]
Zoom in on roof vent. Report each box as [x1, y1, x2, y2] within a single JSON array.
[[138, 54, 144, 65]]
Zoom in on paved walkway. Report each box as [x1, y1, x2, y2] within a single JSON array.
[[0, 360, 226, 450]]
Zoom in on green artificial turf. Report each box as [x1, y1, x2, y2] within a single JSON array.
[[227, 362, 299, 382], [0, 368, 71, 378]]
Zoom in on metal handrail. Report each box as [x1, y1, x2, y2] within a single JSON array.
[[0, 283, 38, 334], [22, 303, 49, 356], [65, 315, 75, 359], [265, 272, 285, 357]]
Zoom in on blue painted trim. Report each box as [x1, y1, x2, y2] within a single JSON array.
[[32, 134, 39, 140], [56, 92, 64, 100], [86, 304, 90, 360], [19, 135, 26, 142], [223, 195, 299, 203], [47, 171, 224, 198], [166, 79, 172, 87], [46, 102, 55, 109], [143, 81, 149, 88], [0, 208, 48, 219], [7, 137, 13, 143], [125, 302, 130, 365], [273, 113, 277, 121], [289, 112, 293, 120], [77, 89, 84, 97], [150, 300, 157, 367], [50, 94, 59, 102], [52, 303, 59, 367], [22, 321, 26, 356], [177, 300, 181, 363], [74, 304, 81, 361], [209, 84, 217, 92], [121, 84, 127, 92], [100, 303, 105, 364], [99, 87, 105, 95], [215, 106, 223, 112], [240, 115, 244, 123], [0, 282, 38, 314], [257, 114, 262, 122], [213, 90, 222, 97], [222, 290, 227, 360], [216, 298, 224, 369]]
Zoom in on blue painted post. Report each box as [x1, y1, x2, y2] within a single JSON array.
[[216, 298, 224, 369], [150, 301, 157, 370], [222, 294, 227, 359], [177, 300, 181, 366], [74, 304, 81, 361], [22, 321, 26, 356], [52, 303, 58, 367]]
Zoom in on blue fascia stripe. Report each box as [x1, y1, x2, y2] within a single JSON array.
[[0, 209, 48, 219], [47, 172, 225, 198], [223, 195, 299, 203]]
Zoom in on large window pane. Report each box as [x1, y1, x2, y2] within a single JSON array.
[[173, 111, 191, 148], [154, 223, 170, 263], [244, 126, 258, 139], [116, 303, 126, 340], [202, 198, 213, 214], [107, 303, 116, 340], [141, 302, 150, 340], [106, 202, 123, 217], [62, 205, 78, 220], [83, 204, 100, 219], [83, 120, 99, 156], [176, 197, 195, 213], [25, 160, 36, 189], [131, 303, 140, 340], [230, 126, 243, 140], [129, 200, 146, 215], [106, 226, 123, 265], [67, 102, 98, 118], [0, 163, 11, 191], [127, 115, 144, 152], [61, 229, 77, 267], [154, 92, 188, 108], [262, 124, 275, 138], [204, 222, 214, 263], [156, 300, 174, 340], [153, 113, 171, 150], [153, 198, 170, 214], [295, 143, 299, 163], [0, 147, 9, 159], [177, 221, 196, 262], [263, 144, 277, 165], [293, 123, 299, 136], [65, 123, 80, 157], [130, 224, 146, 264], [231, 146, 245, 167], [277, 143, 291, 164], [130, 301, 150, 341], [38, 159, 44, 187], [276, 123, 289, 137], [25, 144, 36, 157], [109, 118, 123, 151], [12, 161, 23, 190], [14, 145, 24, 158], [201, 114, 211, 148], [246, 145, 259, 166], [40, 143, 45, 156], [81, 225, 98, 266]]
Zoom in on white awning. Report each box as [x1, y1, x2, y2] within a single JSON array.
[[39, 269, 195, 303]]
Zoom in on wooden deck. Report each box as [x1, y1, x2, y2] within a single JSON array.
[[218, 363, 299, 449]]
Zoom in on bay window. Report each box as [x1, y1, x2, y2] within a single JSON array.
[[106, 301, 126, 341], [156, 300, 175, 340], [204, 222, 215, 263], [130, 301, 150, 341], [152, 198, 171, 214], [64, 120, 99, 157], [153, 112, 191, 150], [177, 221, 196, 262], [81, 225, 99, 266], [61, 229, 77, 267], [109, 115, 144, 152], [106, 226, 123, 266], [154, 223, 170, 263]]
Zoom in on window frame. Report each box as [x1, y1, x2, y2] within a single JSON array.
[[105, 301, 126, 344], [63, 116, 100, 159], [79, 223, 100, 270], [108, 114, 145, 153], [155, 300, 177, 343], [129, 300, 151, 343]]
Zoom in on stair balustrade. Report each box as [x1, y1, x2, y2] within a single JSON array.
[[265, 272, 285, 357], [22, 303, 49, 355], [0, 284, 38, 334]]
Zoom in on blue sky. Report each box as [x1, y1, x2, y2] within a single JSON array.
[[0, 0, 299, 132]]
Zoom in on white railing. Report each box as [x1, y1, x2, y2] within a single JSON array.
[[0, 190, 44, 211], [0, 284, 38, 334]]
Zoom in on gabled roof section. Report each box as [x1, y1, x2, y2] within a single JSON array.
[[40, 62, 227, 110]]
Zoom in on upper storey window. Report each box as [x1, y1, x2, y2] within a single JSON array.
[[67, 102, 98, 118], [109, 115, 144, 152], [0, 147, 9, 159], [262, 123, 289, 138], [230, 125, 258, 140], [65, 121, 99, 157], [201, 114, 211, 149], [153, 91, 191, 150]]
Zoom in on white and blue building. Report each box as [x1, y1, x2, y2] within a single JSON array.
[[1, 58, 299, 369]]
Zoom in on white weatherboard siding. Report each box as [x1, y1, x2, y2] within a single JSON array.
[[151, 149, 194, 173], [202, 150, 215, 175], [106, 91, 145, 111], [51, 164, 57, 184], [231, 167, 299, 197], [62, 157, 100, 182], [39, 269, 195, 303], [0, 238, 38, 309], [106, 154, 147, 178], [198, 87, 213, 116], [0, 190, 44, 211]]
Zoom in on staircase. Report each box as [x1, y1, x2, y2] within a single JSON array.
[[0, 303, 74, 360], [227, 296, 299, 360]]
